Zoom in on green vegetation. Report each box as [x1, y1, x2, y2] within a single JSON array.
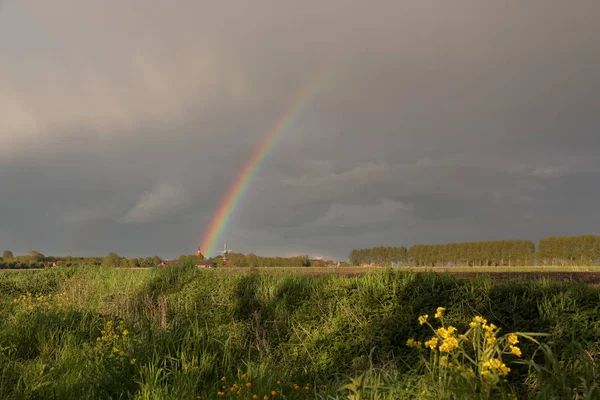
[[538, 235, 600, 266], [0, 252, 164, 270], [3, 234, 599, 270], [350, 234, 600, 267], [0, 267, 598, 399]]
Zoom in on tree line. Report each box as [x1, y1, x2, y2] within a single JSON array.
[[3, 234, 599, 269], [0, 250, 164, 269], [221, 253, 318, 268], [0, 250, 334, 269], [349, 247, 408, 266], [537, 235, 600, 266], [349, 235, 600, 266]]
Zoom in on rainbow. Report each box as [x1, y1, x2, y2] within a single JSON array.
[[199, 68, 333, 257]]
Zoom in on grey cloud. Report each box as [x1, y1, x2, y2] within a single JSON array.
[[1, 1, 599, 260], [120, 183, 191, 224]]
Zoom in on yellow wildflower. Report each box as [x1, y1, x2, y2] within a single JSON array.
[[486, 336, 497, 345], [271, 390, 277, 396], [486, 358, 510, 376], [425, 337, 439, 350], [241, 373, 246, 379], [122, 330, 129, 336], [510, 346, 522, 357], [221, 377, 226, 382], [499, 364, 510, 376], [130, 359, 136, 365], [246, 382, 252, 388], [434, 307, 445, 319], [440, 356, 449, 366], [507, 334, 519, 345], [439, 337, 459, 353], [406, 338, 422, 348], [418, 314, 429, 325], [436, 326, 457, 338], [264, 396, 269, 400], [470, 315, 487, 328], [217, 392, 225, 397], [293, 384, 299, 390], [252, 395, 258, 399]]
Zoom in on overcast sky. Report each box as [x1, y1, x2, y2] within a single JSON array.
[[1, 1, 599, 261]]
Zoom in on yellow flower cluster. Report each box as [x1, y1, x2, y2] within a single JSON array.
[[217, 375, 273, 399], [434, 307, 445, 319], [407, 307, 525, 390], [414, 308, 461, 353], [215, 376, 321, 398], [95, 320, 136, 364], [438, 336, 459, 353], [406, 338, 422, 348], [424, 337, 439, 350], [482, 359, 511, 376], [510, 346, 522, 357], [13, 291, 70, 313]]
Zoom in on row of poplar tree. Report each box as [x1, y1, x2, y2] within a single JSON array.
[[348, 235, 600, 267]]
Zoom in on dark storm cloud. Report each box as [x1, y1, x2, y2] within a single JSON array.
[[1, 1, 599, 260]]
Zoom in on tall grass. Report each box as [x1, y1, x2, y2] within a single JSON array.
[[0, 266, 598, 398]]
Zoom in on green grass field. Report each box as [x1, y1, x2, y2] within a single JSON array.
[[0, 266, 598, 399]]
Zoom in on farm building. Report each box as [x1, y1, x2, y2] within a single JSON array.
[[196, 259, 216, 268]]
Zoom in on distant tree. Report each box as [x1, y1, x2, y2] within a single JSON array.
[[151, 255, 162, 266], [103, 252, 122, 267], [28, 250, 45, 262], [128, 258, 140, 268], [348, 249, 360, 265], [302, 255, 311, 267], [2, 250, 14, 260]]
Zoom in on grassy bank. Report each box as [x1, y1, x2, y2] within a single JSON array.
[[0, 266, 598, 399]]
